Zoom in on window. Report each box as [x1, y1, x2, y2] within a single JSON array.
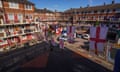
[[109, 10, 113, 13], [9, 2, 19, 9], [18, 14, 23, 20], [115, 8, 120, 13], [8, 13, 14, 20], [91, 11, 94, 14], [25, 14, 33, 19], [97, 11, 101, 14], [0, 0, 2, 7], [46, 13, 49, 16], [22, 35, 27, 40], [104, 10, 107, 13], [94, 11, 97, 13], [25, 5, 32, 10], [101, 10, 104, 13], [0, 28, 3, 32]]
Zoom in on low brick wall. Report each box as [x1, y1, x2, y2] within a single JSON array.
[[0, 41, 50, 72]]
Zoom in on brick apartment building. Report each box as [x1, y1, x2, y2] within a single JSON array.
[[34, 8, 54, 22], [34, 8, 63, 25], [0, 0, 40, 51], [0, 0, 3, 24], [63, 1, 120, 24], [0, 0, 35, 24]]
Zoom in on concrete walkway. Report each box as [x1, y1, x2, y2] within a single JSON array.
[[15, 46, 112, 72]]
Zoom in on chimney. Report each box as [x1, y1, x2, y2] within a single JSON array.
[[80, 6, 82, 8], [55, 9, 57, 12], [112, 0, 115, 4], [104, 2, 106, 6], [70, 8, 73, 10], [44, 8, 47, 10], [87, 4, 89, 7]]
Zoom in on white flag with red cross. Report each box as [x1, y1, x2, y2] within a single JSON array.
[[44, 26, 49, 42], [51, 37, 56, 46], [67, 26, 75, 43], [89, 26, 108, 55], [59, 39, 64, 49]]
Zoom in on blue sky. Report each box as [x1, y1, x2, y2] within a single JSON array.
[[29, 0, 120, 11]]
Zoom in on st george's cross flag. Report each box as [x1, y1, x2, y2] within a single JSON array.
[[44, 26, 49, 43], [51, 37, 56, 46], [89, 26, 108, 55], [59, 39, 64, 49], [67, 26, 75, 43]]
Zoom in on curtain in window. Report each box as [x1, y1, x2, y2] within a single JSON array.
[[14, 14, 18, 23], [5, 14, 9, 23]]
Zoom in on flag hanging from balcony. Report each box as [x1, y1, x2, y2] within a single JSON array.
[[59, 39, 64, 49], [67, 26, 75, 43], [5, 14, 9, 23], [7, 39, 12, 47], [44, 26, 49, 42], [89, 26, 108, 55], [14, 14, 18, 23], [51, 37, 56, 46]]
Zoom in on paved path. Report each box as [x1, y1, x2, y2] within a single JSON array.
[[15, 46, 112, 72]]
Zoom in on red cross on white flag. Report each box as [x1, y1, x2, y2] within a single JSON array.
[[59, 39, 64, 49], [89, 26, 108, 55], [67, 26, 75, 43]]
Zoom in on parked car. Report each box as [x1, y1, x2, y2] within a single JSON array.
[[76, 33, 83, 38], [61, 30, 67, 36], [82, 34, 90, 40], [57, 35, 68, 41]]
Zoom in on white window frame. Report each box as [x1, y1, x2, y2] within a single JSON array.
[[0, 0, 2, 7], [25, 14, 33, 19], [9, 2, 19, 9], [22, 36, 27, 40], [25, 5, 32, 10], [8, 13, 14, 20], [18, 14, 23, 20]]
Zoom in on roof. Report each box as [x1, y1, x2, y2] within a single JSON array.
[[35, 8, 54, 13], [64, 3, 120, 13], [4, 0, 34, 5]]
